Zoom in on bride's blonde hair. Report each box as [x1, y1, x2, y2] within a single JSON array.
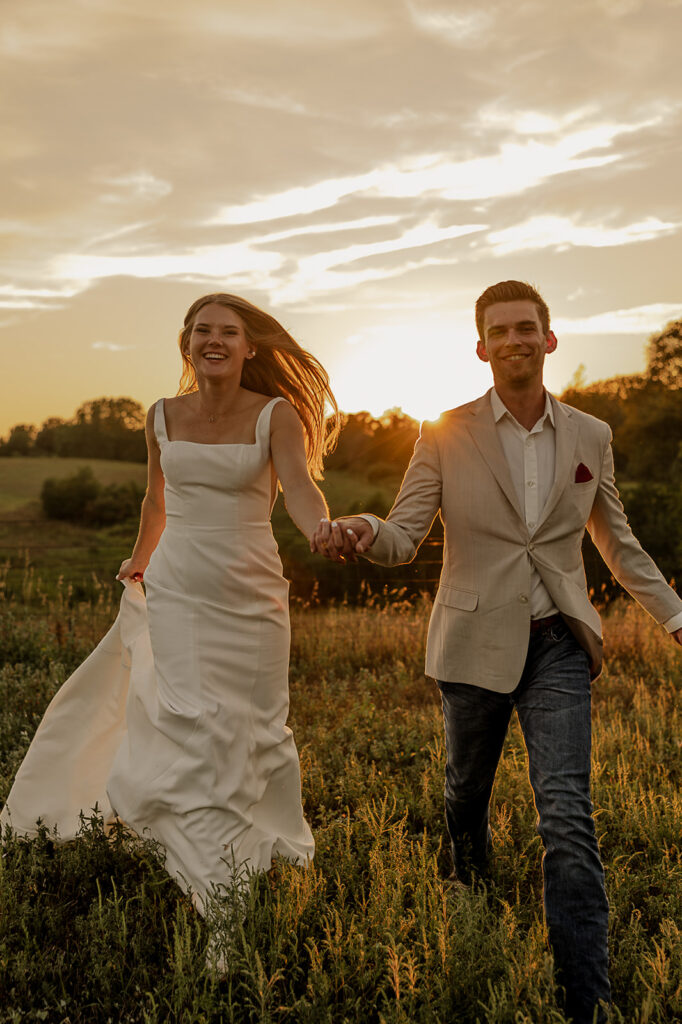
[[178, 293, 340, 478]]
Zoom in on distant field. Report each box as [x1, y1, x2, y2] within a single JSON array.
[[0, 457, 396, 517], [0, 458, 413, 601], [0, 458, 143, 597], [0, 456, 148, 513]]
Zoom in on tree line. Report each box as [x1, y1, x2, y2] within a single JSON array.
[[3, 319, 681, 594], [4, 320, 680, 471], [0, 398, 148, 462]]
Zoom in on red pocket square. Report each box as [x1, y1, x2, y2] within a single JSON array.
[[575, 462, 593, 483]]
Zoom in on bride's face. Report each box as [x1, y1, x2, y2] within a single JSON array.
[[186, 303, 252, 381]]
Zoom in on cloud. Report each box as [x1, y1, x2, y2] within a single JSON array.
[[0, 1, 129, 61], [0, 0, 392, 64], [0, 220, 40, 235], [50, 218, 483, 306], [554, 304, 682, 335], [91, 341, 133, 352], [478, 105, 597, 136], [272, 220, 486, 302], [0, 284, 82, 310], [98, 172, 172, 203], [254, 215, 404, 246], [86, 221, 155, 247], [209, 172, 380, 225], [296, 220, 485, 273], [52, 242, 283, 287], [273, 253, 457, 306], [220, 88, 310, 117], [0, 21, 93, 60], [0, 299, 55, 310], [210, 117, 653, 226], [596, 0, 642, 14], [486, 215, 680, 255], [405, 0, 493, 43], [128, 0, 393, 43]]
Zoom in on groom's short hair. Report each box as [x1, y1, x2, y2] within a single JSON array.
[[475, 281, 551, 340]]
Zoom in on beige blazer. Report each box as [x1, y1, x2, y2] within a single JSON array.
[[366, 390, 682, 691]]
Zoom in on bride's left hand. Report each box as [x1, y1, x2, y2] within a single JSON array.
[[116, 557, 145, 582]]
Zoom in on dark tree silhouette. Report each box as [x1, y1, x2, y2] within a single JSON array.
[[646, 319, 682, 388], [73, 397, 146, 432], [0, 424, 37, 456], [2, 398, 148, 461], [326, 409, 419, 478]]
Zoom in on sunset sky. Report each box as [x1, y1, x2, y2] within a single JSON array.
[[1, 0, 681, 437]]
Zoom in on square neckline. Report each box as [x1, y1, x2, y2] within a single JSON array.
[[160, 397, 279, 447]]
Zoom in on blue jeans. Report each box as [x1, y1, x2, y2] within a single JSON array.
[[438, 619, 610, 1024]]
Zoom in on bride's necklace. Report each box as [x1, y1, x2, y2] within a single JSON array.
[[197, 390, 247, 424], [198, 401, 229, 424]]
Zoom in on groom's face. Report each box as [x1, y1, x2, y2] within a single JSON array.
[[476, 299, 557, 388]]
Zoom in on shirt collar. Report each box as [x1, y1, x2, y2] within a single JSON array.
[[490, 388, 555, 430]]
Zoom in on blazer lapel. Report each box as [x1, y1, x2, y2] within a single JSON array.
[[537, 397, 578, 529], [465, 392, 525, 521]]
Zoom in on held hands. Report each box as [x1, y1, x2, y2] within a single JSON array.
[[310, 516, 375, 563]]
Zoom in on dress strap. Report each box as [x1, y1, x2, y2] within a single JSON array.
[[153, 399, 168, 444], [256, 396, 286, 446]]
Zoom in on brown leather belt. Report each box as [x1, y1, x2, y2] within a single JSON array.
[[529, 613, 562, 634]]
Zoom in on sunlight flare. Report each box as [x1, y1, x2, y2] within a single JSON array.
[[329, 319, 491, 422]]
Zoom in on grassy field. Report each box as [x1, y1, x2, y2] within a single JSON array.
[[0, 458, 149, 600], [1, 576, 680, 1023], [0, 457, 148, 513], [0, 458, 398, 518], [0, 458, 415, 603]]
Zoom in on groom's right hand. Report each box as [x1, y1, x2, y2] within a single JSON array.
[[310, 516, 375, 561]]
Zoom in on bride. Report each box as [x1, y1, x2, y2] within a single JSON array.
[[1, 293, 340, 915]]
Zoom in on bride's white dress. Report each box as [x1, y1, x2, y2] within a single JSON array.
[[0, 397, 314, 907]]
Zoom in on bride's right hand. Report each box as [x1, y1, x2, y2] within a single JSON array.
[[116, 557, 146, 582]]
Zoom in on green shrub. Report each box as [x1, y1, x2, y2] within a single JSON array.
[[621, 481, 682, 581], [40, 467, 100, 520], [40, 469, 144, 526], [84, 481, 145, 526]]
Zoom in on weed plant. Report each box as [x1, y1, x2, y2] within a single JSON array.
[[0, 574, 680, 1023]]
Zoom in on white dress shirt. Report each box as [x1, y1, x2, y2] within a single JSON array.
[[490, 388, 558, 620]]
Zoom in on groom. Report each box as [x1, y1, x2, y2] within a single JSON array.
[[314, 280, 682, 1024]]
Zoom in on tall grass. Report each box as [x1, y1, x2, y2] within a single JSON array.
[[1, 575, 680, 1023]]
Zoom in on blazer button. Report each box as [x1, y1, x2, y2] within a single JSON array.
[[518, 594, 529, 604]]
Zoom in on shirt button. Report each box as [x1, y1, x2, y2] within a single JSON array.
[[528, 542, 535, 551], [518, 594, 529, 604], [527, 480, 536, 488], [528, 521, 536, 528]]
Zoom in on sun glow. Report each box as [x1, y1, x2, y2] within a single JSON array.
[[328, 319, 492, 423]]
